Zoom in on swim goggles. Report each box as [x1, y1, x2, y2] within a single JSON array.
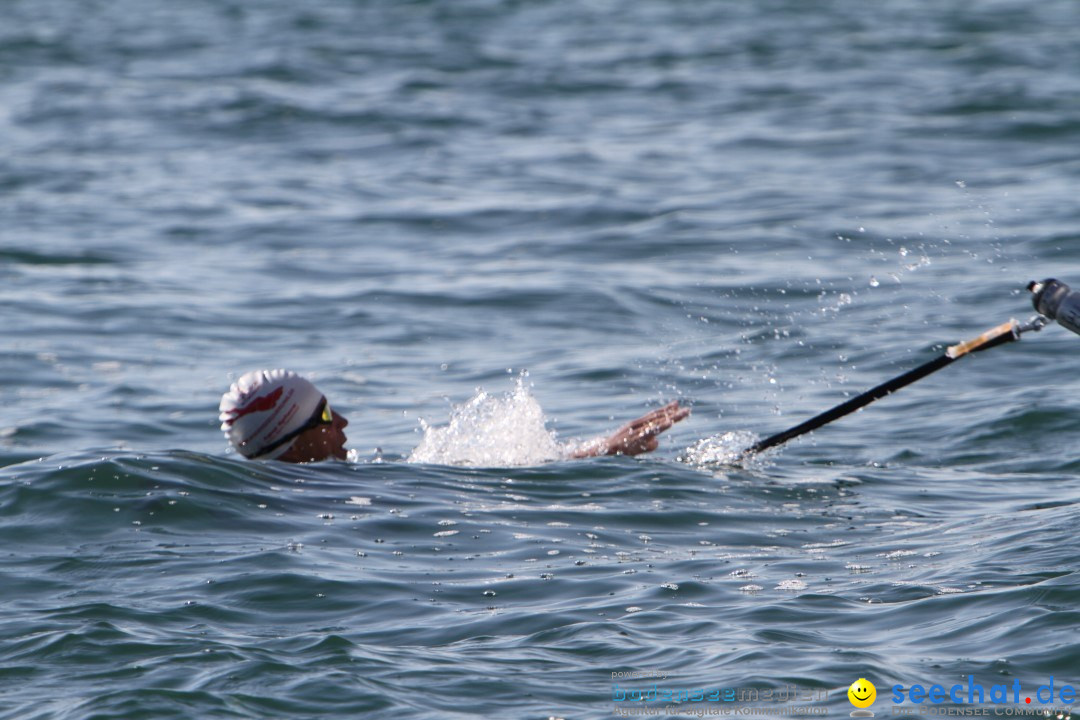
[[251, 397, 334, 459]]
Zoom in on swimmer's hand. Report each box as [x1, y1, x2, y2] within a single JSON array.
[[571, 401, 690, 458]]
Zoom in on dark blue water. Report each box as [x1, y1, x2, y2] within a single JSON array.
[[3, 1, 1080, 718]]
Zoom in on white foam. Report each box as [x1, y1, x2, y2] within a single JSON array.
[[678, 430, 760, 467], [775, 579, 807, 591], [407, 379, 565, 467]]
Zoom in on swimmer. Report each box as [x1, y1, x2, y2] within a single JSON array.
[[220, 369, 690, 463]]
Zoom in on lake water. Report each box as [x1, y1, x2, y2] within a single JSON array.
[[2, 1, 1079, 718]]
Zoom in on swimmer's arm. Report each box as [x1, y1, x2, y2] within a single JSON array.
[[569, 401, 690, 458]]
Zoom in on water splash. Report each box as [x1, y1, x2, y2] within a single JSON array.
[[678, 430, 761, 468], [407, 379, 564, 466]]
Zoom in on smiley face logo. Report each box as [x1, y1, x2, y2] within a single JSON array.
[[848, 678, 877, 709]]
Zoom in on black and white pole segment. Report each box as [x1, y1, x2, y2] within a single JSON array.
[[746, 318, 1045, 456]]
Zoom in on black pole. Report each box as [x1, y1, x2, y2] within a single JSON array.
[[746, 320, 1021, 456]]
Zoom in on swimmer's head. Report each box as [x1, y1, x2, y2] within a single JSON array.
[[219, 369, 348, 462]]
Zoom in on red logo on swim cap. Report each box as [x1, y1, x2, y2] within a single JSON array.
[[223, 387, 283, 426]]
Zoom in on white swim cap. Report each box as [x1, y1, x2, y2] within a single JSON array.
[[219, 369, 324, 459]]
